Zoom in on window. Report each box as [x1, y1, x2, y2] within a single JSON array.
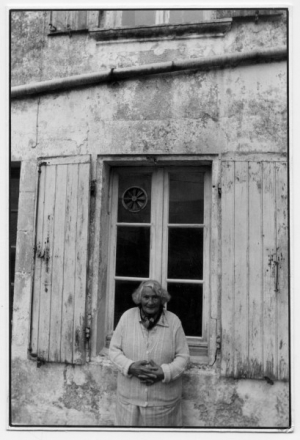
[[106, 166, 211, 356]]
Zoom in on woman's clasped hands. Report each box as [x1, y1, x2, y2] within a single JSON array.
[[129, 359, 164, 385]]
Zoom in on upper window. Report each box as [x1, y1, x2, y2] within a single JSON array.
[[106, 166, 211, 356], [49, 9, 216, 34]]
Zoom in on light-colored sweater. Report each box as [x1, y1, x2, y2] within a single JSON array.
[[109, 307, 190, 407]]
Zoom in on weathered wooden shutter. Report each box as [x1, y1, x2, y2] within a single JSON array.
[[50, 11, 88, 31], [221, 161, 288, 380], [30, 156, 91, 365]]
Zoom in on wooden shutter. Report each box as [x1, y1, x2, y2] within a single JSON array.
[[30, 156, 91, 365], [221, 161, 289, 380], [51, 11, 88, 31]]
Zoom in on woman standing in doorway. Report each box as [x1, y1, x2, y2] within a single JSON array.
[[109, 280, 189, 427]]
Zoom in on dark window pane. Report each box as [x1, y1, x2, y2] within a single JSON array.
[[168, 228, 203, 279], [169, 10, 205, 25], [10, 248, 16, 284], [118, 171, 152, 223], [10, 212, 18, 246], [116, 226, 150, 277], [167, 283, 203, 336], [114, 280, 141, 327], [11, 167, 20, 210], [122, 10, 156, 27], [169, 172, 204, 224]]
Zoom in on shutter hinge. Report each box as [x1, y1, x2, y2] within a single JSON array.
[[85, 326, 91, 340], [38, 161, 47, 173], [210, 335, 221, 367], [90, 180, 96, 197], [218, 184, 222, 197]]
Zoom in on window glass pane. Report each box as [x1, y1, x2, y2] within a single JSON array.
[[11, 167, 20, 210], [116, 226, 150, 277], [168, 228, 203, 279], [118, 172, 151, 223], [169, 10, 205, 24], [114, 280, 141, 327], [10, 248, 16, 284], [169, 171, 204, 224], [122, 10, 156, 27], [10, 212, 18, 246], [167, 283, 203, 336]]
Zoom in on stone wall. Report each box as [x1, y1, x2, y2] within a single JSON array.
[[11, 60, 287, 162], [11, 356, 289, 426]]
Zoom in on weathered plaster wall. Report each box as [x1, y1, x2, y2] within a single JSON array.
[[11, 355, 289, 426], [11, 61, 287, 161], [10, 11, 287, 87]]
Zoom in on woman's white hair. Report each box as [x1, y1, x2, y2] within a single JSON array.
[[132, 280, 171, 305]]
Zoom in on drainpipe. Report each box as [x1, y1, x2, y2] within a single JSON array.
[[11, 46, 287, 99]]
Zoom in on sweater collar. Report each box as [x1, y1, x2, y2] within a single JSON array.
[[138, 307, 169, 327]]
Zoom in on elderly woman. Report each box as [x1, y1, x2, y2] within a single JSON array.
[[109, 280, 189, 427]]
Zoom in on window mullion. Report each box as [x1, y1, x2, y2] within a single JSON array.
[[149, 169, 164, 283]]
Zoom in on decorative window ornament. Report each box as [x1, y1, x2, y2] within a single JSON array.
[[122, 187, 148, 212]]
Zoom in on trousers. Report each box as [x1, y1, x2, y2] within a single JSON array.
[[115, 398, 182, 427]]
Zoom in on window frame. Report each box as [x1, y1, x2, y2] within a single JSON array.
[[90, 155, 220, 363]]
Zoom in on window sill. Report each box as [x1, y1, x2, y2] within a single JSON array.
[[89, 19, 232, 42], [48, 28, 89, 37]]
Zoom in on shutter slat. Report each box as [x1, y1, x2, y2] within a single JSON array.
[[262, 162, 277, 378], [31, 166, 46, 355], [51, 11, 67, 31], [77, 11, 88, 29], [234, 162, 249, 377], [276, 162, 289, 380], [51, 10, 87, 31], [221, 162, 235, 376], [248, 162, 263, 376], [67, 11, 77, 30], [73, 163, 90, 364], [49, 165, 67, 362], [37, 165, 57, 361], [61, 164, 79, 364]]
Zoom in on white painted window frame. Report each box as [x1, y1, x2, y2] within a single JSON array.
[[105, 164, 212, 358]]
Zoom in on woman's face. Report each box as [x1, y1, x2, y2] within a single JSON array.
[[140, 287, 161, 316]]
